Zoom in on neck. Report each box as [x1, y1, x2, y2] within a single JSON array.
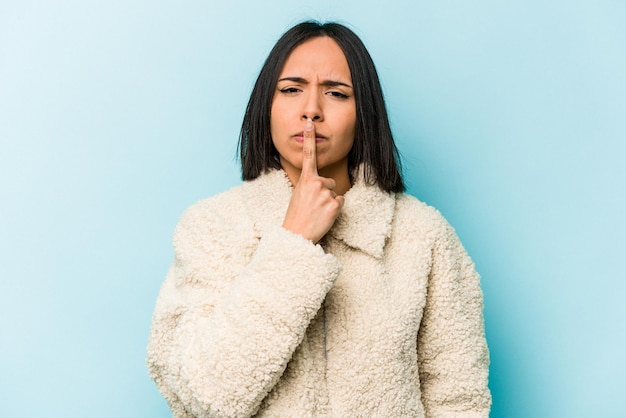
[[318, 165, 352, 195], [282, 161, 352, 196]]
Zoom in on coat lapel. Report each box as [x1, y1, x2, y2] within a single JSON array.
[[328, 174, 396, 259]]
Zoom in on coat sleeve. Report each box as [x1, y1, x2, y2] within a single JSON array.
[[146, 198, 341, 418], [417, 215, 491, 417]]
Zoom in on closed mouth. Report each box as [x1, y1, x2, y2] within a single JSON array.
[[292, 132, 328, 142]]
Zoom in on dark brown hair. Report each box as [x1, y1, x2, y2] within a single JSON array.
[[239, 21, 404, 193]]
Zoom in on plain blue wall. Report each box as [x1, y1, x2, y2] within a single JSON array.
[[1, 1, 624, 417]]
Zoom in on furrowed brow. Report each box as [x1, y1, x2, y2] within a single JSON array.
[[320, 80, 353, 89], [277, 77, 308, 84], [277, 77, 353, 89]]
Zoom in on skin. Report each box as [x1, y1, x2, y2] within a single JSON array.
[[271, 36, 356, 243]]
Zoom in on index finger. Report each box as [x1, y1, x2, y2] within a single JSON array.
[[301, 118, 317, 177]]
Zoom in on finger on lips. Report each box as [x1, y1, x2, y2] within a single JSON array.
[[302, 117, 317, 176]]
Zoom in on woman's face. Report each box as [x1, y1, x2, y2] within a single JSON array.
[[270, 36, 356, 181]]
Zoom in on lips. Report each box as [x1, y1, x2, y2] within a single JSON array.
[[292, 132, 328, 143]]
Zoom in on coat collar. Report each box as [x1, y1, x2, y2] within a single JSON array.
[[242, 168, 396, 259]]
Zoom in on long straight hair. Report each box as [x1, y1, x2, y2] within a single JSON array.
[[239, 21, 404, 193]]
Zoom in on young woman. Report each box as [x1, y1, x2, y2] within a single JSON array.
[[147, 21, 491, 417]]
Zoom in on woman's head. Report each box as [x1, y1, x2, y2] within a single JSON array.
[[239, 21, 404, 193]]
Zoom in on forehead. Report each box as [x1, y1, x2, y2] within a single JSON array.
[[279, 36, 352, 81]]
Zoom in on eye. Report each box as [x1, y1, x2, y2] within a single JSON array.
[[328, 91, 350, 99], [279, 87, 301, 94]]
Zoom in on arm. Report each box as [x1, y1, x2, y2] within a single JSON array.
[[417, 217, 491, 417], [147, 200, 341, 418]]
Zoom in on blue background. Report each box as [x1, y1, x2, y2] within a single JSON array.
[[1, 1, 624, 417]]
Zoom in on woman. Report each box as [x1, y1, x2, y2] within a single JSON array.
[[147, 21, 491, 417]]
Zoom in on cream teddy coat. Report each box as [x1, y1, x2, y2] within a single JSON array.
[[147, 169, 491, 417]]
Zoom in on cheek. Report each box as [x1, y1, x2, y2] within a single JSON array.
[[270, 101, 288, 138], [342, 112, 357, 146]]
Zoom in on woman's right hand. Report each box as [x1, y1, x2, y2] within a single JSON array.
[[282, 119, 344, 243]]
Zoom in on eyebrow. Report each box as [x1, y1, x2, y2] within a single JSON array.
[[277, 76, 353, 89]]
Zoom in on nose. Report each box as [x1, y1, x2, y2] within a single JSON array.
[[301, 90, 323, 122]]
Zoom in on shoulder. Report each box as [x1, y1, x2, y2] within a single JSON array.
[[177, 184, 248, 233], [390, 193, 470, 259], [172, 170, 292, 256], [172, 183, 254, 257], [395, 194, 475, 273], [178, 169, 289, 224], [394, 193, 452, 237]]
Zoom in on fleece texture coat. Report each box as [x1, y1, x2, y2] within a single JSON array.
[[147, 168, 491, 417]]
